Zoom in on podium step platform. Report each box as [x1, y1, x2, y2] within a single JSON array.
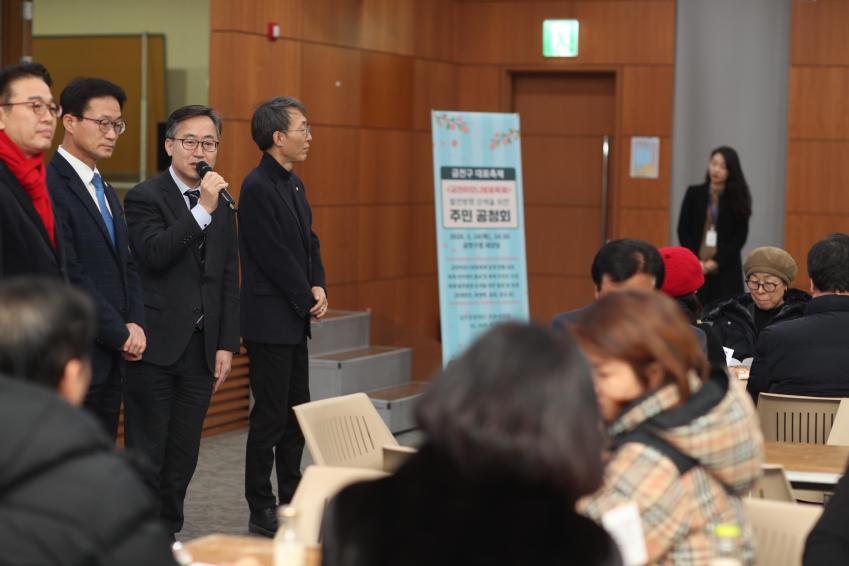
[[368, 381, 428, 433], [309, 310, 370, 356], [309, 345, 412, 401]]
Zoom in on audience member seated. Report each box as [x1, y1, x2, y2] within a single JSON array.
[[573, 290, 763, 565], [702, 246, 809, 363], [748, 234, 849, 402], [0, 278, 175, 565], [803, 460, 849, 565], [321, 323, 622, 566], [552, 238, 665, 330], [658, 246, 727, 370]]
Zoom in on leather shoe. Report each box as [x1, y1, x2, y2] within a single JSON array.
[[249, 507, 278, 537]]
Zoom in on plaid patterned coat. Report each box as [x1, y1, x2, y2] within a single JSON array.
[[580, 370, 763, 565]]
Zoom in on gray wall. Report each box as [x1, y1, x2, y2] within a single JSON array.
[[670, 0, 791, 255]]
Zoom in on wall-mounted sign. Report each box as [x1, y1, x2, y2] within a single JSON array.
[[629, 136, 660, 179], [542, 19, 579, 58]]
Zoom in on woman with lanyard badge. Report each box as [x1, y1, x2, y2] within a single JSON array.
[[677, 146, 752, 307]]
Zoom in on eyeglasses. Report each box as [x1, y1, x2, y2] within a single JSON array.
[[747, 278, 781, 292], [78, 116, 127, 135], [285, 125, 311, 136], [170, 137, 220, 152], [0, 99, 62, 118]]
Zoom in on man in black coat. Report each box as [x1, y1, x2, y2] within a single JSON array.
[[48, 77, 145, 439], [239, 96, 327, 536], [123, 105, 239, 537], [748, 233, 849, 402], [0, 278, 174, 565], [0, 62, 65, 279]]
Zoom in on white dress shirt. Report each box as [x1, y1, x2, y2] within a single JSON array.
[[57, 145, 112, 215], [168, 166, 212, 229]]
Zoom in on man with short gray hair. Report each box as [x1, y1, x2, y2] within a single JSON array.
[[239, 96, 327, 536]]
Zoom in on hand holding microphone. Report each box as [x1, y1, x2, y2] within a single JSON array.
[[195, 161, 237, 212]]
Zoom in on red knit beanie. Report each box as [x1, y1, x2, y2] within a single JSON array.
[[659, 246, 704, 297]]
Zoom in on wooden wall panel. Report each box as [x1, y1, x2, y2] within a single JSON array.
[[413, 60, 457, 130], [453, 1, 674, 66], [455, 65, 502, 111], [312, 206, 359, 285], [210, 34, 301, 121], [411, 132, 436, 202], [528, 275, 595, 323], [217, 120, 258, 202], [786, 2, 849, 278], [514, 72, 615, 135], [786, 140, 849, 214], [615, 208, 668, 246], [302, 0, 362, 47], [358, 130, 418, 204], [791, 0, 849, 66], [788, 67, 849, 140], [361, 0, 417, 56], [525, 206, 601, 276], [301, 44, 362, 127], [621, 66, 673, 136], [521, 136, 603, 206], [361, 52, 414, 129], [210, 0, 304, 38], [298, 126, 360, 206], [618, 136, 671, 208], [325, 282, 359, 311]]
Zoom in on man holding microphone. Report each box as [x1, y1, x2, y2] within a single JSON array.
[[123, 105, 239, 538]]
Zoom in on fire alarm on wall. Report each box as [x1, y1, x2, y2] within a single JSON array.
[[267, 22, 281, 41]]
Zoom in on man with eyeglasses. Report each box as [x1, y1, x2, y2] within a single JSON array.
[[123, 105, 239, 538], [46, 77, 145, 439], [0, 62, 65, 279], [239, 96, 326, 536]]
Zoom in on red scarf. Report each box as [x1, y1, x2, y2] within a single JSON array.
[[0, 131, 55, 248]]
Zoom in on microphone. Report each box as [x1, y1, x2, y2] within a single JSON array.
[[195, 161, 237, 211]]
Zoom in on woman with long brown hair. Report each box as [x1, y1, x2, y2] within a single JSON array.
[[572, 290, 762, 565]]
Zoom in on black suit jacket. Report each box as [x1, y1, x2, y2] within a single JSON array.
[[48, 152, 144, 383], [124, 170, 239, 370], [677, 182, 748, 303], [238, 153, 326, 345], [748, 295, 849, 402], [0, 161, 65, 279]]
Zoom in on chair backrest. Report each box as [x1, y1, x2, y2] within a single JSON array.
[[750, 464, 795, 502], [291, 465, 387, 545], [293, 393, 398, 469], [826, 399, 849, 446], [757, 393, 843, 444], [382, 444, 418, 472], [744, 498, 822, 566]]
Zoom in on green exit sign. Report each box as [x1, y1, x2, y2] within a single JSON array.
[[542, 20, 579, 58]]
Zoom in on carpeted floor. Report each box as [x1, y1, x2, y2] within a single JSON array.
[[179, 428, 424, 542]]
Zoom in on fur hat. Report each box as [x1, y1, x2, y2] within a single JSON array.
[[659, 246, 704, 297], [743, 247, 797, 284]]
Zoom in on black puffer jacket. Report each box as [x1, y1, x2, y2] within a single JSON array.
[[701, 288, 811, 361], [0, 377, 176, 566]]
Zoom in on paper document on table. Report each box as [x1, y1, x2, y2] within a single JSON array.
[[601, 501, 648, 566]]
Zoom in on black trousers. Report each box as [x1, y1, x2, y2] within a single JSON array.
[[123, 332, 212, 534], [83, 354, 122, 441], [245, 339, 310, 512]]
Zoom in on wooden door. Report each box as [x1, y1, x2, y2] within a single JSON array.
[[513, 72, 615, 323]]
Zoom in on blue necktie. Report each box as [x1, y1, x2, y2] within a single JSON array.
[[92, 173, 116, 247]]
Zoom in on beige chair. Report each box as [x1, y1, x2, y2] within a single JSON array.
[[744, 498, 822, 566], [290, 465, 387, 545], [750, 464, 795, 502], [826, 399, 849, 445], [757, 393, 843, 444], [382, 444, 418, 472], [293, 393, 398, 469]]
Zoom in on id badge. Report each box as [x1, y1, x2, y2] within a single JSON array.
[[705, 227, 717, 247]]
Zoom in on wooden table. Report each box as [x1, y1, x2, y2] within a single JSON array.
[[184, 535, 320, 566], [763, 442, 849, 490]]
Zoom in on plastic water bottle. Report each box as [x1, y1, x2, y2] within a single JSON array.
[[710, 523, 743, 566], [273, 505, 305, 566]]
